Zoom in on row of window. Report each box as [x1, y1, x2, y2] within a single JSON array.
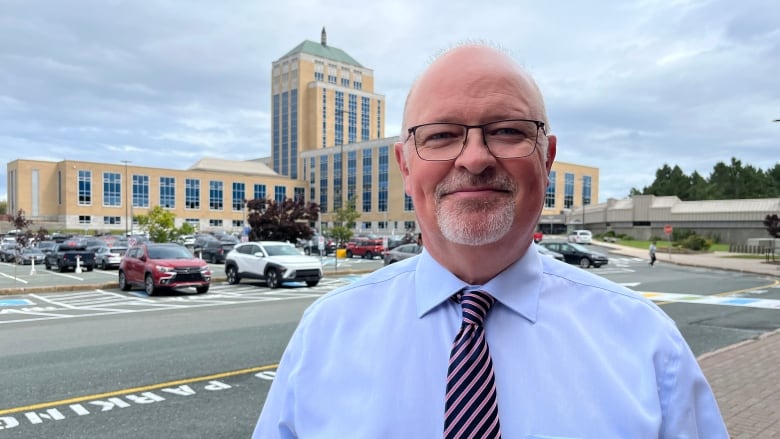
[[78, 215, 243, 229], [545, 172, 593, 209], [78, 170, 300, 210]]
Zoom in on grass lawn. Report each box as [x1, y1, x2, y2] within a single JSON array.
[[604, 239, 729, 253]]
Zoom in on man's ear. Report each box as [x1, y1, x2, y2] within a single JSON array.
[[394, 141, 410, 178], [545, 134, 557, 174]]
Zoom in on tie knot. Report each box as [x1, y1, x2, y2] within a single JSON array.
[[459, 290, 495, 326]]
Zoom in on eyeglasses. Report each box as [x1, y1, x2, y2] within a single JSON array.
[[406, 119, 546, 161]]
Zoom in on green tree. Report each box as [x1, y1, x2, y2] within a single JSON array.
[[328, 197, 361, 246], [764, 214, 780, 239], [643, 164, 691, 199], [246, 197, 320, 242], [133, 206, 194, 243]]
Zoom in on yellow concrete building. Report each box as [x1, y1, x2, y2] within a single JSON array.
[[5, 158, 306, 234], [4, 31, 598, 237]]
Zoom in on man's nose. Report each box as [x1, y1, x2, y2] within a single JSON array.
[[455, 127, 496, 170]]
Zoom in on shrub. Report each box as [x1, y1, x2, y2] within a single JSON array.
[[679, 234, 711, 251]]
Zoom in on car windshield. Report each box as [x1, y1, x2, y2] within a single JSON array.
[[23, 248, 44, 255], [264, 244, 302, 256], [147, 246, 193, 259]]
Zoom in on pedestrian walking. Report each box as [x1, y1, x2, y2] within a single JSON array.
[[649, 240, 657, 266]]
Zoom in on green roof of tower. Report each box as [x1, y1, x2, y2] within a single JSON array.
[[279, 29, 363, 67]]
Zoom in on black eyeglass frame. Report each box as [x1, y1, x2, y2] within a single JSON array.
[[406, 119, 547, 161]]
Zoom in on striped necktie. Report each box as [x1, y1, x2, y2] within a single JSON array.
[[444, 290, 502, 438]]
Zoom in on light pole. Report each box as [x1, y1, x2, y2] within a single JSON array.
[[121, 160, 131, 236]]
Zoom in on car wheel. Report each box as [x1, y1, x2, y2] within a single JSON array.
[[226, 265, 240, 285], [98, 259, 105, 270], [45, 261, 51, 270], [196, 285, 209, 294], [364, 251, 373, 260], [144, 274, 157, 296], [118, 271, 131, 291], [266, 268, 281, 289], [58, 261, 67, 273], [346, 250, 353, 258], [579, 257, 591, 268], [306, 280, 319, 287]]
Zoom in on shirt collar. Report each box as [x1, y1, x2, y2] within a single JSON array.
[[414, 245, 542, 323]]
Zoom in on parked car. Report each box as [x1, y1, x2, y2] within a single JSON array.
[[0, 243, 19, 262], [537, 240, 608, 268], [224, 241, 323, 288], [119, 243, 211, 296], [299, 235, 338, 256], [44, 240, 95, 272], [383, 243, 423, 265], [15, 247, 47, 265], [533, 231, 544, 243], [35, 240, 58, 255], [199, 240, 235, 264], [535, 244, 565, 262], [567, 229, 593, 244], [94, 246, 128, 269], [345, 238, 386, 259]]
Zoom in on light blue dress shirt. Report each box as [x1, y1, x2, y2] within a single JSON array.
[[253, 246, 728, 438]]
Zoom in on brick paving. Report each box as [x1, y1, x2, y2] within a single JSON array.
[[698, 329, 780, 439]]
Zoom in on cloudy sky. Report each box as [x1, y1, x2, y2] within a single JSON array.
[[1, 0, 778, 203]]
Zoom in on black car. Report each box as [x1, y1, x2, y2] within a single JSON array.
[[0, 243, 19, 262], [537, 241, 609, 268], [199, 240, 236, 264]]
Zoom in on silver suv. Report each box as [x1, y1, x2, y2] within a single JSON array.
[[224, 241, 323, 288]]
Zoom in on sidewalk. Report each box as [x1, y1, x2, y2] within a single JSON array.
[[602, 241, 779, 438]]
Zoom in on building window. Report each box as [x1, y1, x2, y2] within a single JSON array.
[[274, 185, 286, 203], [309, 157, 316, 202], [378, 146, 389, 212], [564, 173, 574, 209], [404, 221, 417, 232], [232, 182, 245, 212], [347, 150, 357, 204], [361, 97, 370, 141], [186, 178, 200, 209], [232, 220, 243, 228], [209, 180, 224, 210], [185, 218, 200, 230], [290, 88, 298, 179], [320, 155, 328, 213], [335, 91, 344, 146], [78, 170, 92, 206], [348, 94, 357, 144], [79, 215, 92, 225], [333, 151, 343, 209], [160, 177, 176, 209], [103, 172, 122, 207], [133, 175, 149, 208], [582, 175, 592, 206], [545, 171, 556, 208], [404, 194, 414, 211], [294, 187, 305, 202], [209, 219, 223, 228], [282, 91, 289, 176], [103, 216, 121, 225], [376, 100, 381, 139], [254, 183, 266, 200], [362, 149, 372, 212], [321, 90, 327, 148]]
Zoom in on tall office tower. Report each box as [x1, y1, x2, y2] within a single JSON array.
[[271, 28, 386, 179]]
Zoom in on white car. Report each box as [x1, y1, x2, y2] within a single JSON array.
[[224, 241, 323, 288], [568, 229, 593, 244]]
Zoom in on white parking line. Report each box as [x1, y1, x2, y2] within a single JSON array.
[[0, 272, 28, 284]]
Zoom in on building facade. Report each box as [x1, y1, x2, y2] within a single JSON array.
[[271, 28, 385, 182]]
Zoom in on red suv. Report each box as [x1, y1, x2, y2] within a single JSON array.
[[345, 238, 386, 259], [119, 243, 211, 296]]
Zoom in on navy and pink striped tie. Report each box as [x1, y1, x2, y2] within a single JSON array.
[[444, 290, 502, 439]]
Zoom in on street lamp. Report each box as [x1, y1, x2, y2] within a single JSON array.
[[121, 160, 131, 236]]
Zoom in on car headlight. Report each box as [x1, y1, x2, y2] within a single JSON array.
[[155, 265, 174, 273]]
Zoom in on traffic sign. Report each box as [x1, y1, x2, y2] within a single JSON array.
[[664, 224, 673, 235]]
